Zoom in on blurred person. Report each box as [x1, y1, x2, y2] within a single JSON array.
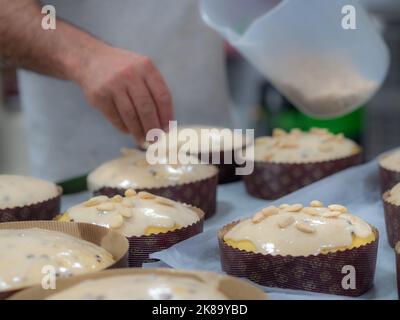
[[0, 0, 232, 181]]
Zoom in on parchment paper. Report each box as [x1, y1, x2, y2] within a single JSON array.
[[150, 159, 398, 300]]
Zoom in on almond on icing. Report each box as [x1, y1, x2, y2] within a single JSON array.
[[0, 228, 114, 292], [87, 149, 218, 191], [224, 202, 374, 256], [151, 125, 248, 153], [46, 274, 227, 300], [385, 183, 400, 206], [0, 175, 59, 210], [64, 190, 200, 237], [252, 128, 359, 163]]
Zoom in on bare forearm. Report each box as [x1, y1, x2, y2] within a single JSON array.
[[0, 0, 103, 82], [0, 0, 173, 142]]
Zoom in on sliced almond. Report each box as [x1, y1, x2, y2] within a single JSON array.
[[322, 211, 342, 218], [328, 204, 348, 213], [124, 189, 137, 197], [252, 212, 266, 224], [278, 139, 298, 148], [84, 196, 108, 207], [279, 204, 290, 209], [97, 202, 115, 212], [335, 133, 345, 141], [286, 204, 303, 212], [310, 200, 324, 208], [290, 128, 302, 135], [108, 214, 124, 229], [120, 207, 133, 218], [155, 197, 175, 207], [262, 206, 279, 217], [278, 215, 295, 228], [302, 207, 320, 216], [255, 137, 272, 145], [138, 191, 156, 200], [122, 198, 134, 208], [296, 221, 316, 234], [310, 128, 329, 136], [272, 128, 286, 137], [112, 195, 123, 203]]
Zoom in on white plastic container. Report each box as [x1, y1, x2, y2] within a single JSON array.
[[200, 0, 390, 118]]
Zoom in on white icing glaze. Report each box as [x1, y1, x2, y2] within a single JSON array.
[[0, 175, 59, 210], [87, 149, 218, 191], [252, 128, 359, 163], [0, 228, 114, 292], [65, 191, 200, 237], [224, 202, 373, 256], [46, 274, 227, 300], [386, 183, 400, 206], [380, 150, 400, 172], [152, 125, 248, 153]]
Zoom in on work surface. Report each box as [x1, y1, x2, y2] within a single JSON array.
[[62, 159, 398, 300]]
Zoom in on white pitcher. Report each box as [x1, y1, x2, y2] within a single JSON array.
[[200, 0, 390, 118]]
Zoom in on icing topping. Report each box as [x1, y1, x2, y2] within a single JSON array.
[[380, 150, 400, 172], [46, 274, 227, 300], [386, 183, 400, 206], [252, 128, 359, 163], [65, 190, 200, 237], [0, 175, 59, 210], [87, 149, 218, 191], [224, 201, 374, 256], [151, 125, 248, 153], [0, 228, 114, 292]]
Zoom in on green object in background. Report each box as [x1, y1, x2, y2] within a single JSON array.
[[57, 174, 88, 194], [268, 106, 365, 141]]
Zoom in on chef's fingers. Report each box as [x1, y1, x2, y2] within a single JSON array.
[[127, 76, 161, 137], [144, 64, 173, 130], [113, 91, 145, 143], [96, 97, 129, 133]]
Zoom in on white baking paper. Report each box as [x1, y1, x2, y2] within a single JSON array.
[[150, 159, 398, 300]]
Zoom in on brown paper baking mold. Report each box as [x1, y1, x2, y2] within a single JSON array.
[[218, 221, 379, 297], [396, 243, 400, 299], [0, 221, 129, 299], [380, 166, 400, 195], [382, 193, 400, 247], [197, 148, 246, 184], [126, 206, 204, 267], [243, 152, 362, 200], [0, 188, 62, 223], [94, 174, 218, 219], [8, 268, 267, 300]]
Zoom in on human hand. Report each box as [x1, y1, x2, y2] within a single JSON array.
[[76, 44, 173, 143]]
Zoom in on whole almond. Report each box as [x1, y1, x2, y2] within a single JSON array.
[[296, 222, 316, 234]]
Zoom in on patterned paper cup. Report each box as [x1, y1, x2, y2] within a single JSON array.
[[382, 192, 400, 247], [243, 152, 362, 200], [218, 221, 379, 297], [0, 221, 129, 299], [396, 243, 400, 299], [196, 147, 247, 184], [126, 206, 204, 267], [8, 268, 267, 300], [379, 166, 400, 195], [0, 187, 62, 223], [94, 174, 218, 219]]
